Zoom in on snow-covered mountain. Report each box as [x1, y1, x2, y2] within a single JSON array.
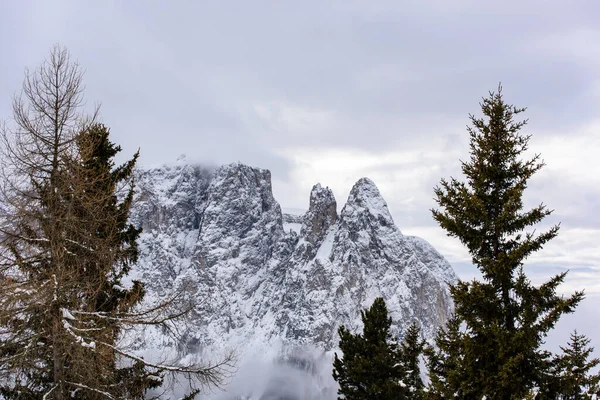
[[129, 160, 457, 399]]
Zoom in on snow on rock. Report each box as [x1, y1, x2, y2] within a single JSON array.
[[283, 212, 303, 235], [129, 161, 458, 398], [331, 178, 455, 339], [300, 184, 337, 247]]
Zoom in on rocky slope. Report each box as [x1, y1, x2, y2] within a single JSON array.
[[129, 159, 457, 398]]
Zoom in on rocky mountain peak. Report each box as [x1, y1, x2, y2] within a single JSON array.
[[334, 177, 400, 262], [195, 162, 286, 274], [300, 183, 337, 246], [341, 177, 397, 232], [130, 161, 457, 398]]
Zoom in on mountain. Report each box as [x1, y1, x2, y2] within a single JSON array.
[[129, 160, 457, 399]]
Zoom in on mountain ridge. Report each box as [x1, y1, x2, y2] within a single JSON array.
[[131, 161, 456, 347], [129, 160, 457, 398]]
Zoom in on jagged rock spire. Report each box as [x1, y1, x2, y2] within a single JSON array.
[[339, 177, 398, 236], [300, 183, 337, 246]]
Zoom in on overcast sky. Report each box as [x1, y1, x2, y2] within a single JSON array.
[[1, 0, 599, 350]]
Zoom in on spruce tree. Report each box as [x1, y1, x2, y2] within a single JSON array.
[[66, 123, 144, 317], [399, 323, 426, 399], [332, 297, 406, 400], [60, 123, 162, 398], [425, 316, 468, 398], [430, 86, 584, 399], [556, 330, 600, 399]]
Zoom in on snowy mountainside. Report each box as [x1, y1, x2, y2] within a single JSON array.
[[129, 160, 457, 398]]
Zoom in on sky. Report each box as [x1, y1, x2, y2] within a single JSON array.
[[1, 1, 599, 352]]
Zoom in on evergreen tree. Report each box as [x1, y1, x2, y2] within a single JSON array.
[[399, 322, 426, 399], [425, 316, 468, 398], [57, 123, 162, 398], [535, 350, 563, 399], [429, 86, 584, 399], [68, 123, 143, 315], [332, 297, 406, 400], [556, 330, 600, 399]]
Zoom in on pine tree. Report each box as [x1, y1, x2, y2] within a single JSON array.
[[556, 330, 600, 399], [430, 85, 584, 399], [399, 323, 426, 399], [332, 297, 406, 400]]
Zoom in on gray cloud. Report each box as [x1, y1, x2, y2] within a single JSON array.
[[4, 1, 598, 156]]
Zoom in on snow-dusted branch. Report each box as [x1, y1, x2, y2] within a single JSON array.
[[60, 308, 96, 349], [41, 384, 57, 400], [96, 340, 235, 387], [68, 292, 194, 326], [69, 306, 190, 326], [65, 381, 115, 399]]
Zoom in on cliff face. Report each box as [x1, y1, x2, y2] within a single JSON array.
[[130, 161, 456, 355]]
